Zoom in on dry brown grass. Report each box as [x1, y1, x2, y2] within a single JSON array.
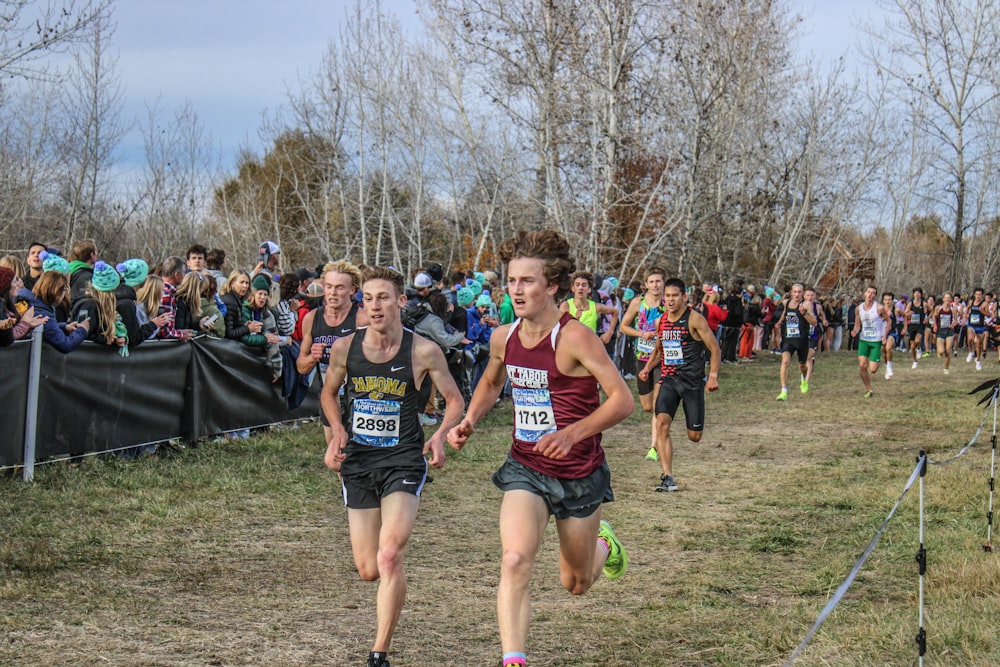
[[2, 350, 999, 666]]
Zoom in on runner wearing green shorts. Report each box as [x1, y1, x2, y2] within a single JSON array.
[[852, 286, 890, 398]]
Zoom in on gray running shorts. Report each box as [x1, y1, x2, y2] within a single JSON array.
[[492, 454, 613, 520]]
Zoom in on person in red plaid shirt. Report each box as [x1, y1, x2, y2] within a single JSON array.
[[155, 256, 195, 342]]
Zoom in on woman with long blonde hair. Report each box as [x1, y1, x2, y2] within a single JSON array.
[[135, 274, 171, 340], [220, 269, 260, 340], [174, 270, 205, 330], [69, 262, 122, 345]]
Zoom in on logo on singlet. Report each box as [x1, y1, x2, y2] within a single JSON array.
[[351, 376, 408, 398], [507, 365, 549, 389]]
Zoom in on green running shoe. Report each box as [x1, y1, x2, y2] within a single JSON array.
[[645, 447, 659, 461], [776, 389, 787, 401], [599, 520, 627, 580], [800, 378, 809, 394]]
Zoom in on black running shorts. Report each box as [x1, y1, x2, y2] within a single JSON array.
[[636, 364, 661, 396], [654, 374, 706, 432], [781, 338, 809, 364], [341, 463, 429, 510]]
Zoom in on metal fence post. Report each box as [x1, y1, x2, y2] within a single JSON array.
[[22, 330, 42, 482]]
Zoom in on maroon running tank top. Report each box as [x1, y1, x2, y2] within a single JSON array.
[[504, 312, 604, 479]]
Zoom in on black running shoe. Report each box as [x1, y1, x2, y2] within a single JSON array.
[[654, 475, 679, 492]]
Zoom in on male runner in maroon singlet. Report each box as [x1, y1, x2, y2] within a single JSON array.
[[447, 230, 633, 667], [638, 278, 720, 492]]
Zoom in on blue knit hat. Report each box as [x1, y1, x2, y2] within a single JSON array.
[[40, 250, 70, 274], [475, 294, 492, 308], [473, 271, 486, 284], [469, 280, 483, 296], [116, 258, 149, 287], [623, 288, 635, 302], [457, 287, 475, 307], [91, 261, 121, 292]]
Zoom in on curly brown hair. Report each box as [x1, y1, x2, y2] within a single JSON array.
[[497, 229, 575, 291]]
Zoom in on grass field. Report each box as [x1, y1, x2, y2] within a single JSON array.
[[3, 350, 1000, 666]]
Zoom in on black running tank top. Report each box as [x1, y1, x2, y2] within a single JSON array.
[[341, 328, 426, 471], [656, 307, 705, 386], [312, 302, 361, 371]]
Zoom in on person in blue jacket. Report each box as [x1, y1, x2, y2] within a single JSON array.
[[30, 270, 90, 353]]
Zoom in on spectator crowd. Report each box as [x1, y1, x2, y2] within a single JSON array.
[[3, 237, 997, 452]]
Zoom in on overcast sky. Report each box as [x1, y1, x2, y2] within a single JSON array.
[[110, 0, 885, 171]]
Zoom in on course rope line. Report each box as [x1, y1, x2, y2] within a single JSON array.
[[784, 455, 925, 666], [927, 401, 990, 466]]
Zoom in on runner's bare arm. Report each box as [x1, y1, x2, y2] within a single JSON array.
[[618, 297, 645, 338], [689, 310, 721, 392], [801, 301, 818, 326], [447, 323, 510, 449], [296, 309, 319, 374], [638, 335, 661, 382], [320, 335, 353, 470], [535, 322, 634, 459], [412, 335, 465, 467]]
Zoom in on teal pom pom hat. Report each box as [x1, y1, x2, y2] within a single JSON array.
[[475, 294, 492, 308], [40, 250, 70, 274], [457, 287, 475, 307], [91, 261, 121, 292], [117, 259, 149, 287]]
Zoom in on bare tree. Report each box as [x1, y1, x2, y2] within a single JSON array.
[[865, 0, 1000, 289], [0, 80, 61, 247], [57, 14, 126, 246], [426, 0, 586, 234], [129, 100, 213, 261], [0, 0, 110, 79]]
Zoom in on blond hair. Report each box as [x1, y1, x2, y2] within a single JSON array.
[[175, 271, 205, 317], [85, 286, 119, 344], [323, 260, 362, 290], [136, 275, 165, 320], [220, 269, 250, 296], [0, 255, 25, 278]]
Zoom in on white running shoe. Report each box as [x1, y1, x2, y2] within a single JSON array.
[[976, 360, 983, 371], [967, 351, 975, 363], [912, 361, 918, 369], [943, 368, 950, 374]]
